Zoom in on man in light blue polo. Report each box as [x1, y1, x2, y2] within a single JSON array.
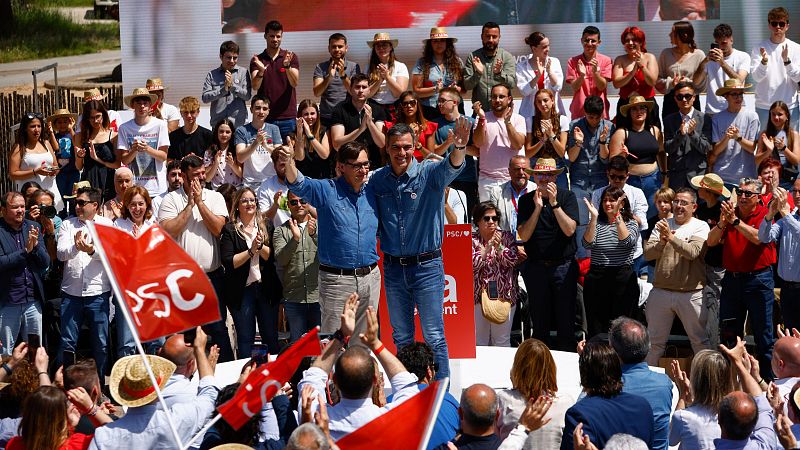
[[370, 121, 469, 380], [280, 142, 380, 340]]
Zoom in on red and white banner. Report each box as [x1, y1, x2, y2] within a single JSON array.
[[90, 223, 221, 342], [336, 379, 449, 450], [218, 328, 322, 430], [378, 224, 476, 358]]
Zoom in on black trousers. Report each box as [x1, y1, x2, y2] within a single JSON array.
[[583, 264, 640, 339]]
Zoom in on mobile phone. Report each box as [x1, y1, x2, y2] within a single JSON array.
[[63, 351, 76, 370], [251, 344, 269, 365], [27, 334, 40, 363], [720, 318, 738, 349], [487, 280, 499, 299], [710, 42, 720, 50], [183, 328, 197, 345]]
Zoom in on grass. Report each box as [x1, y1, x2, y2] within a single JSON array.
[[0, 3, 119, 63], [38, 0, 94, 6]]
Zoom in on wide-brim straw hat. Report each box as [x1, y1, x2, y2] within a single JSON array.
[[83, 88, 107, 102], [62, 180, 92, 199], [526, 157, 565, 175], [424, 27, 457, 43], [690, 173, 731, 198], [110, 355, 175, 408], [145, 77, 167, 91], [48, 108, 77, 123], [123, 88, 159, 108], [620, 95, 655, 117], [367, 32, 398, 49], [715, 78, 752, 96]]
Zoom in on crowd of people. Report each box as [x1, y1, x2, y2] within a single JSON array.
[[2, 6, 800, 449]]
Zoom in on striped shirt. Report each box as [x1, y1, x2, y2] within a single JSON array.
[[582, 219, 639, 267]]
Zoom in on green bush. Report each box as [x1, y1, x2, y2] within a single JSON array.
[[0, 3, 119, 63]]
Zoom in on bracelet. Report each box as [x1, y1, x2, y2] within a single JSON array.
[[757, 378, 766, 385], [37, 371, 48, 377], [248, 249, 255, 257], [2, 363, 12, 374], [87, 404, 99, 417], [454, 145, 467, 151], [598, 140, 608, 145], [717, 223, 726, 230], [306, 135, 315, 141], [373, 343, 386, 355], [574, 140, 584, 147]]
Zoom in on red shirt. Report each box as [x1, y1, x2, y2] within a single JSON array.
[[384, 120, 438, 161], [721, 204, 776, 272], [6, 433, 92, 450]]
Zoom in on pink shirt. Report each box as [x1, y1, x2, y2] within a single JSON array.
[[476, 111, 526, 181], [566, 52, 613, 119]]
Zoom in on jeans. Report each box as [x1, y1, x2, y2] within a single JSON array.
[[719, 268, 775, 380], [283, 302, 321, 343], [384, 257, 449, 380], [207, 268, 235, 362], [0, 301, 42, 355], [112, 295, 136, 358], [781, 283, 800, 331], [230, 282, 280, 357], [267, 118, 297, 143], [626, 169, 661, 220], [521, 259, 578, 351], [60, 291, 110, 376]]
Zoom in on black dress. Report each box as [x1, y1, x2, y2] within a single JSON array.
[[80, 138, 117, 202], [295, 127, 335, 179]]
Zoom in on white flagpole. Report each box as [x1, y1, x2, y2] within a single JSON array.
[[87, 222, 185, 450], [417, 377, 450, 450], [181, 413, 222, 450]]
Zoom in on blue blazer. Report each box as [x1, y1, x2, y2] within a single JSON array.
[[0, 218, 49, 305]]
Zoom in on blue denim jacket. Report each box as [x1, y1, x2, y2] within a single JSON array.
[[287, 173, 379, 268], [370, 157, 464, 257], [567, 117, 615, 190]]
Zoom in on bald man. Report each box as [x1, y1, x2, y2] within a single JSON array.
[[159, 334, 199, 406], [436, 384, 501, 450], [772, 336, 800, 404], [715, 390, 777, 448], [101, 167, 134, 220]]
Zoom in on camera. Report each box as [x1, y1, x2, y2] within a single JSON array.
[[38, 204, 57, 219]]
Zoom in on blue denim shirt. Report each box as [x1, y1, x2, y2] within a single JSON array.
[[370, 157, 464, 256], [287, 173, 379, 268], [567, 117, 615, 190], [758, 212, 800, 282], [621, 362, 674, 450]]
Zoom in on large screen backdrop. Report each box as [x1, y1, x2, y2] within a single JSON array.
[[120, 0, 799, 110]]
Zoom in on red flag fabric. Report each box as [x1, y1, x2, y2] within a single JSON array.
[[90, 223, 221, 341], [336, 380, 446, 450], [218, 328, 322, 430]]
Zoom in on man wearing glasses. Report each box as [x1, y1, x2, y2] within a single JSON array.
[[707, 177, 776, 380], [57, 186, 113, 376], [566, 26, 613, 121], [435, 87, 478, 219], [750, 7, 800, 130], [643, 187, 711, 365], [663, 81, 711, 190], [281, 142, 380, 342], [758, 178, 800, 331], [710, 80, 760, 187]]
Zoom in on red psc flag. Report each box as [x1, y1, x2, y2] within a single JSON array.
[[218, 328, 322, 430], [90, 223, 221, 342], [336, 379, 448, 450]]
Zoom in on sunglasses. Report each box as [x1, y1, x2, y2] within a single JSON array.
[[75, 199, 96, 207], [737, 190, 758, 198], [726, 92, 744, 98], [482, 215, 499, 223], [675, 93, 694, 101], [401, 100, 417, 107], [609, 174, 627, 181], [344, 161, 370, 170], [288, 199, 308, 206], [771, 21, 787, 28], [25, 112, 44, 120]]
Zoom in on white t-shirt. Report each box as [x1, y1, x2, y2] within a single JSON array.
[[526, 114, 570, 137], [256, 175, 291, 228], [160, 102, 181, 124], [117, 118, 170, 196], [113, 217, 155, 236], [704, 49, 750, 114], [157, 188, 229, 271], [446, 188, 468, 224], [372, 61, 409, 105]]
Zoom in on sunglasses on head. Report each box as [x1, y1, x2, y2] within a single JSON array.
[[675, 93, 694, 101], [25, 112, 44, 120], [771, 21, 787, 28], [482, 215, 499, 223], [288, 199, 308, 206]]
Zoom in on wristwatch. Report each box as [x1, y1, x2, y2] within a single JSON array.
[[551, 202, 561, 209], [549, 134, 557, 142], [731, 218, 741, 227], [735, 136, 743, 143], [785, 59, 792, 66]]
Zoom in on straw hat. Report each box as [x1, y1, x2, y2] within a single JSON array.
[[424, 27, 457, 44], [62, 180, 92, 199], [367, 32, 398, 49], [48, 108, 77, 123], [109, 355, 176, 407], [690, 173, 731, 198], [123, 88, 158, 108], [480, 290, 511, 324], [526, 157, 565, 175], [619, 95, 656, 117], [715, 78, 752, 96], [146, 78, 167, 91], [83, 88, 107, 102]]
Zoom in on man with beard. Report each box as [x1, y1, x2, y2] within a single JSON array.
[[313, 33, 360, 128], [463, 22, 516, 113], [150, 160, 182, 215], [488, 156, 536, 234], [158, 155, 234, 362], [472, 84, 526, 202]]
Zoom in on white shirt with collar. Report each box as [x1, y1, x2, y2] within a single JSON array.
[[57, 215, 114, 297]]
